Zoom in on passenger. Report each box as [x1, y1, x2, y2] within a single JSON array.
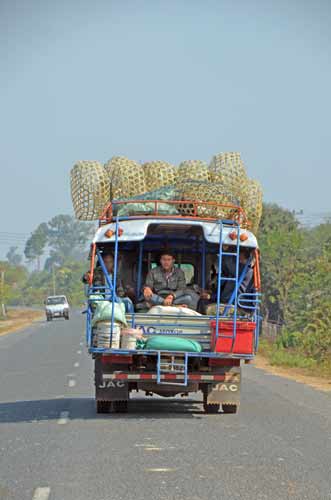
[[82, 252, 134, 312], [142, 250, 194, 309], [197, 247, 254, 314]]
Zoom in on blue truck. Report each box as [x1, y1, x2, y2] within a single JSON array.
[[85, 199, 261, 414]]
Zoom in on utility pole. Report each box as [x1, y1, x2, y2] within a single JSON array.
[[52, 266, 56, 296], [0, 270, 6, 319]]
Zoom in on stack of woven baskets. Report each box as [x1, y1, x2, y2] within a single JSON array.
[[70, 152, 263, 232]]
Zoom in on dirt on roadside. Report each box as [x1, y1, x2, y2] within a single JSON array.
[[254, 355, 331, 392], [0, 309, 44, 337]]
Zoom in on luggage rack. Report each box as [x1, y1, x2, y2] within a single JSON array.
[[98, 199, 250, 228]]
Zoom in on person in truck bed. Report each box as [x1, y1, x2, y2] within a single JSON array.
[[142, 250, 194, 309], [82, 252, 134, 312], [197, 247, 255, 314]]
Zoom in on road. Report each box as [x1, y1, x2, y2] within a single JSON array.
[[0, 312, 330, 500]]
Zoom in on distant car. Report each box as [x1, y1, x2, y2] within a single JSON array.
[[45, 295, 70, 321]]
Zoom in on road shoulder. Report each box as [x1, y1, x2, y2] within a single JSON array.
[[254, 354, 331, 392], [0, 309, 44, 337]]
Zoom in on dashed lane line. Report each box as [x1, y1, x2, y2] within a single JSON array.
[[74, 362, 80, 368], [32, 487, 51, 500]]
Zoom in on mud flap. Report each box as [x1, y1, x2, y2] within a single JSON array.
[[94, 358, 129, 402], [205, 368, 241, 406], [96, 378, 129, 402]]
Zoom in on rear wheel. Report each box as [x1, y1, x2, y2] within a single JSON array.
[[96, 401, 111, 414], [203, 403, 220, 414], [222, 404, 238, 414], [112, 400, 128, 413], [46, 315, 52, 321]]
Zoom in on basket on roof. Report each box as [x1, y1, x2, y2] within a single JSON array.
[[176, 160, 210, 184], [177, 180, 240, 219], [70, 161, 110, 221], [143, 161, 177, 191]]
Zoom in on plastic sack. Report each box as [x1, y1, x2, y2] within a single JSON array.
[[90, 295, 127, 327], [144, 335, 202, 352], [147, 306, 202, 317]]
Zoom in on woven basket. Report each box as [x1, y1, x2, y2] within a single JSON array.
[[70, 161, 110, 220], [106, 156, 146, 200], [178, 181, 239, 219], [143, 161, 176, 191], [176, 160, 210, 184], [242, 179, 263, 232], [209, 152, 248, 204]]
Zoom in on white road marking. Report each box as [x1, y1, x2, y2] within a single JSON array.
[[144, 447, 162, 451], [77, 350, 82, 354], [68, 379, 76, 388], [57, 411, 69, 425], [32, 487, 51, 500], [79, 341, 83, 346], [74, 362, 80, 368], [145, 468, 175, 473]]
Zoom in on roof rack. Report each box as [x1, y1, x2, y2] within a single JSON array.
[[99, 199, 250, 228]]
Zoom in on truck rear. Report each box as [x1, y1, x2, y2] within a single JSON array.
[[85, 199, 261, 414]]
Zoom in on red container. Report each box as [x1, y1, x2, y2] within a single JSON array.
[[210, 320, 256, 354]]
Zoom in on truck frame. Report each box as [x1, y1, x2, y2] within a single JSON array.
[[85, 199, 261, 414]]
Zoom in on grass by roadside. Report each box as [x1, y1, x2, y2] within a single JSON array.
[[0, 308, 44, 336], [255, 338, 331, 392]]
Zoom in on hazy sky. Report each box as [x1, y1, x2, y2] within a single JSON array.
[[1, 0, 330, 256]]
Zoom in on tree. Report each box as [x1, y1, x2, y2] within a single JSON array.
[[6, 246, 22, 266], [24, 223, 48, 270], [44, 215, 93, 269]]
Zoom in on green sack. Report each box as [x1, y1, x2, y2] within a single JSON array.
[[145, 335, 202, 352], [90, 295, 127, 327]]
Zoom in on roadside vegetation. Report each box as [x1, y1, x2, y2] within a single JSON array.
[[259, 204, 331, 377], [0, 215, 93, 309]]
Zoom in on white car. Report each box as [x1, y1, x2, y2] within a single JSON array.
[[45, 295, 70, 321]]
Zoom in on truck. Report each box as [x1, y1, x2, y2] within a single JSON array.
[[85, 198, 261, 414]]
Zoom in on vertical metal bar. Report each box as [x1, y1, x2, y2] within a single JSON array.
[[184, 352, 188, 386], [136, 241, 143, 299], [215, 221, 224, 346], [201, 238, 206, 290], [86, 304, 92, 347], [111, 216, 120, 348], [231, 226, 240, 352], [157, 351, 161, 384]]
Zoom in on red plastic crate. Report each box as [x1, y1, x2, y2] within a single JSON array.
[[210, 320, 256, 354]]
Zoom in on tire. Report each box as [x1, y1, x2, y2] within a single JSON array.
[[47, 316, 52, 321], [222, 404, 238, 414], [112, 400, 128, 413], [96, 400, 111, 414], [65, 314, 69, 320], [203, 403, 220, 414]]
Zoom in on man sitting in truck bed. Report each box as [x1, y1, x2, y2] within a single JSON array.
[[142, 250, 194, 309], [83, 252, 134, 312]]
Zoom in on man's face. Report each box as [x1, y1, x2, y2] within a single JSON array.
[[160, 254, 175, 272], [103, 255, 114, 272]]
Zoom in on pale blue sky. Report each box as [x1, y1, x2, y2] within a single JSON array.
[[1, 0, 331, 255]]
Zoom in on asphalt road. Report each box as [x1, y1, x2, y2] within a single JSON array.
[[0, 312, 330, 500]]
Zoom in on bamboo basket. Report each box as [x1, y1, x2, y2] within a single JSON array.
[[70, 161, 110, 220], [178, 181, 239, 219], [106, 156, 146, 200], [176, 160, 210, 184], [209, 152, 248, 204], [143, 161, 176, 191], [242, 179, 263, 232]]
